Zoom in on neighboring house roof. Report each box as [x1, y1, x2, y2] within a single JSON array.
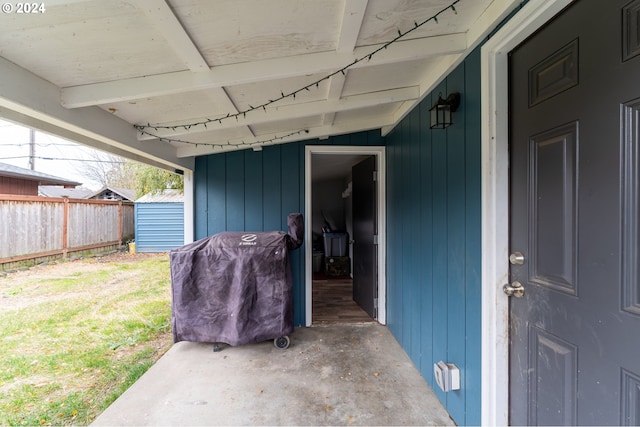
[[136, 189, 184, 203], [88, 186, 136, 202], [39, 185, 94, 199], [0, 161, 81, 186]]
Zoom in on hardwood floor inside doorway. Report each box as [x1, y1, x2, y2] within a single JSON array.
[[312, 277, 374, 324]]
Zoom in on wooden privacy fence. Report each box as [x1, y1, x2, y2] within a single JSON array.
[[0, 195, 134, 269]]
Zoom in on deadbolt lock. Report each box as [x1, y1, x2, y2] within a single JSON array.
[[509, 251, 525, 265], [503, 281, 525, 298]]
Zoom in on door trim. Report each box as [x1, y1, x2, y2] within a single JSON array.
[[304, 145, 386, 327], [480, 0, 574, 425]]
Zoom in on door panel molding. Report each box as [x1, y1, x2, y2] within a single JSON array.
[[621, 368, 640, 425], [528, 122, 578, 296], [622, 99, 640, 316], [528, 39, 579, 107], [528, 325, 578, 426], [623, 0, 640, 62]]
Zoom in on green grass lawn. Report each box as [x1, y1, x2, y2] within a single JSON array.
[[0, 253, 173, 426]]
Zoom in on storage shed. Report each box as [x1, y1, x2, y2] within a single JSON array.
[[134, 189, 184, 253]]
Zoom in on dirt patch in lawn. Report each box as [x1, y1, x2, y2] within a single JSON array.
[[0, 252, 161, 310]]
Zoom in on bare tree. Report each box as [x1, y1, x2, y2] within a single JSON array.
[[75, 150, 183, 196], [75, 151, 136, 189]]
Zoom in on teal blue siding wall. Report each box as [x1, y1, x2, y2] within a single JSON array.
[[193, 130, 382, 326], [385, 48, 482, 425], [135, 203, 185, 253], [191, 51, 482, 425]]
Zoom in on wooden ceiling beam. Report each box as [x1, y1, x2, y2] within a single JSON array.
[[324, 0, 368, 126], [134, 2, 258, 142], [336, 0, 368, 53], [137, 86, 418, 140], [61, 34, 466, 108], [0, 56, 191, 171], [175, 115, 392, 158], [136, 0, 209, 72]]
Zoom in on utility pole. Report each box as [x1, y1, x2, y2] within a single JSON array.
[[28, 128, 35, 170]]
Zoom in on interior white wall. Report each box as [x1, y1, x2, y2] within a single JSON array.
[[480, 0, 575, 424], [312, 178, 346, 238]]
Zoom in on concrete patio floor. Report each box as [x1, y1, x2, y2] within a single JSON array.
[[92, 323, 455, 426]]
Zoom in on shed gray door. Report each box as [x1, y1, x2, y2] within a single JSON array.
[[509, 0, 640, 424], [352, 155, 377, 318]]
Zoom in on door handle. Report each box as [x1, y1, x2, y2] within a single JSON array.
[[503, 281, 525, 298]]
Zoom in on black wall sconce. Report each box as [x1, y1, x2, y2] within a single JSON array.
[[429, 92, 460, 129]]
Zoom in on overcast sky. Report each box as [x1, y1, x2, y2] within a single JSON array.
[[0, 119, 117, 190]]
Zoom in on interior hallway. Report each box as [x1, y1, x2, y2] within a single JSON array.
[[312, 276, 373, 324]]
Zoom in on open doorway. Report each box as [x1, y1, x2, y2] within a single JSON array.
[[304, 146, 386, 327]]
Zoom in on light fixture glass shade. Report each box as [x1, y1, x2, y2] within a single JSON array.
[[430, 103, 451, 129], [429, 93, 459, 129]]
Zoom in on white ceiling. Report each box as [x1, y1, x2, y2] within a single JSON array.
[[0, 0, 519, 172]]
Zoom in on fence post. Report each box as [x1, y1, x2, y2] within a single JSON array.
[[62, 197, 69, 259], [118, 201, 123, 247]]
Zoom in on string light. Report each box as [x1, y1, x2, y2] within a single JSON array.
[[136, 128, 310, 149], [135, 0, 461, 148]]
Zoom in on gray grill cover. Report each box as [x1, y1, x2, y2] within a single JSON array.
[[170, 213, 303, 346]]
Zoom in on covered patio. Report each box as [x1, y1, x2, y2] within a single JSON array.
[[92, 324, 454, 426], [3, 1, 597, 425]]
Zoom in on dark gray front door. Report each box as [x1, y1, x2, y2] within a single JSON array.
[[352, 155, 377, 318], [509, 0, 640, 424]]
